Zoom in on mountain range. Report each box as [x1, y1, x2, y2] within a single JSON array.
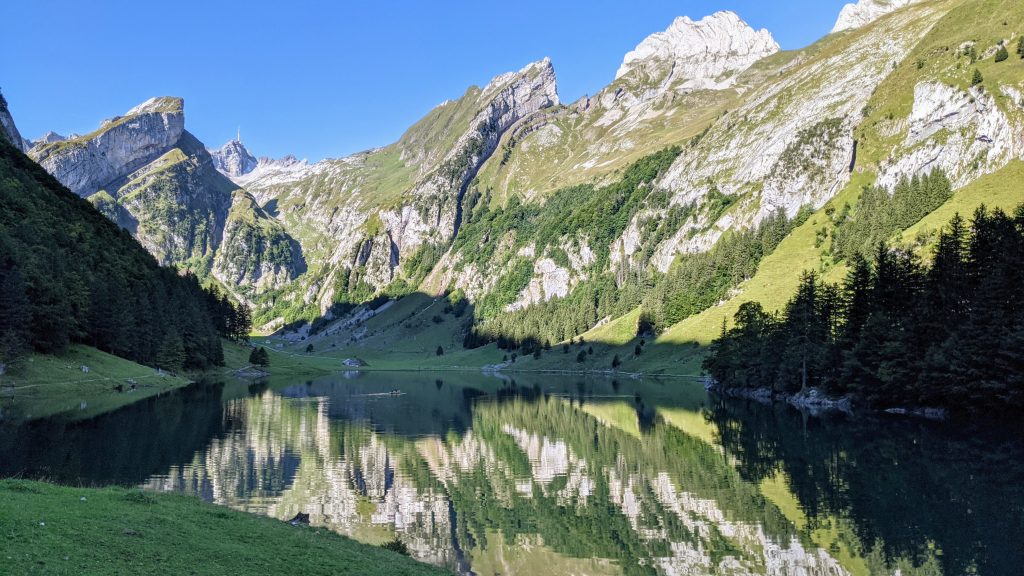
[[2, 0, 1022, 363]]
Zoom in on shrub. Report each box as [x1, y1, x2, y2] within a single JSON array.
[[995, 45, 1009, 63], [381, 538, 409, 556], [249, 347, 269, 367]]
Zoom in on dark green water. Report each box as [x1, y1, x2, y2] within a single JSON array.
[[1, 373, 1021, 575]]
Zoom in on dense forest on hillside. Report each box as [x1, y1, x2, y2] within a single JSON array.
[[0, 138, 249, 373], [703, 203, 1024, 412]]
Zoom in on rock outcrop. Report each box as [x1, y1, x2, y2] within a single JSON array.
[[0, 91, 29, 152], [28, 96, 299, 295], [832, 0, 922, 33], [648, 2, 948, 269], [237, 58, 559, 305], [111, 132, 236, 265], [878, 81, 1020, 189], [371, 58, 560, 271], [211, 138, 258, 180], [31, 97, 185, 197], [615, 11, 779, 91], [35, 131, 67, 145]]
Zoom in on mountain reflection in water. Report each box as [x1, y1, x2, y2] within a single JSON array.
[[1, 373, 1020, 576]]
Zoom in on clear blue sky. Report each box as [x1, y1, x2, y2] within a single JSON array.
[[2, 1, 850, 161]]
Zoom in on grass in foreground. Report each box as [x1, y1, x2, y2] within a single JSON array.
[[0, 480, 450, 576]]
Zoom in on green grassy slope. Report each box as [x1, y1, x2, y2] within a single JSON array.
[[0, 480, 450, 576], [0, 346, 191, 422], [277, 154, 1021, 377]]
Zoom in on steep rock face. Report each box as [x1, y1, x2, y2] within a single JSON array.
[[212, 190, 306, 293], [832, 0, 923, 33], [380, 57, 560, 255], [30, 97, 185, 197], [645, 2, 949, 270], [239, 58, 559, 308], [0, 92, 29, 152], [28, 96, 297, 295], [112, 132, 236, 265], [469, 12, 787, 234], [878, 81, 1021, 189], [211, 138, 258, 180], [615, 11, 779, 92]]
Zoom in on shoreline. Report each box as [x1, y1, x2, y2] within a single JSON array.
[[704, 383, 949, 420]]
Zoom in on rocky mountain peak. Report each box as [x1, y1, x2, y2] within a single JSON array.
[[125, 96, 185, 116], [483, 57, 559, 106], [831, 0, 922, 33], [614, 11, 779, 90], [211, 138, 258, 178], [29, 95, 186, 197], [35, 131, 67, 145]]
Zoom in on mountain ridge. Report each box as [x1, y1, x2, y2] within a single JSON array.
[[8, 0, 1023, 356]]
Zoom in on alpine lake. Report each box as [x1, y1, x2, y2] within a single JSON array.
[[2, 372, 1021, 576]]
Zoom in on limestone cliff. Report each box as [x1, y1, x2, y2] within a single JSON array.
[[615, 11, 779, 92], [30, 96, 301, 294], [832, 0, 924, 33], [0, 91, 29, 152], [31, 97, 186, 197]]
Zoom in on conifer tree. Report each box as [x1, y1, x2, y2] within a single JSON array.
[[0, 264, 31, 370], [249, 346, 269, 367], [156, 334, 186, 372]]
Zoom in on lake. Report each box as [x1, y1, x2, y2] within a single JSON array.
[[2, 372, 1021, 575]]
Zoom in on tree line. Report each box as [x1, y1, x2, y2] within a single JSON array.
[[0, 137, 250, 374], [703, 203, 1024, 412], [463, 205, 808, 352]]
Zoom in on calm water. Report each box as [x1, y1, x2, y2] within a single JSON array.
[[2, 373, 1021, 575]]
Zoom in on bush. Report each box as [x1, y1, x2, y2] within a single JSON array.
[[380, 538, 409, 556], [249, 347, 269, 367], [995, 45, 1009, 63]]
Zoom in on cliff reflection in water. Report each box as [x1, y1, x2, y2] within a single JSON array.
[[3, 373, 1018, 575], [130, 374, 1022, 576]]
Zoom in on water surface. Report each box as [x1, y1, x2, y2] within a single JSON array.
[[2, 373, 1021, 575]]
